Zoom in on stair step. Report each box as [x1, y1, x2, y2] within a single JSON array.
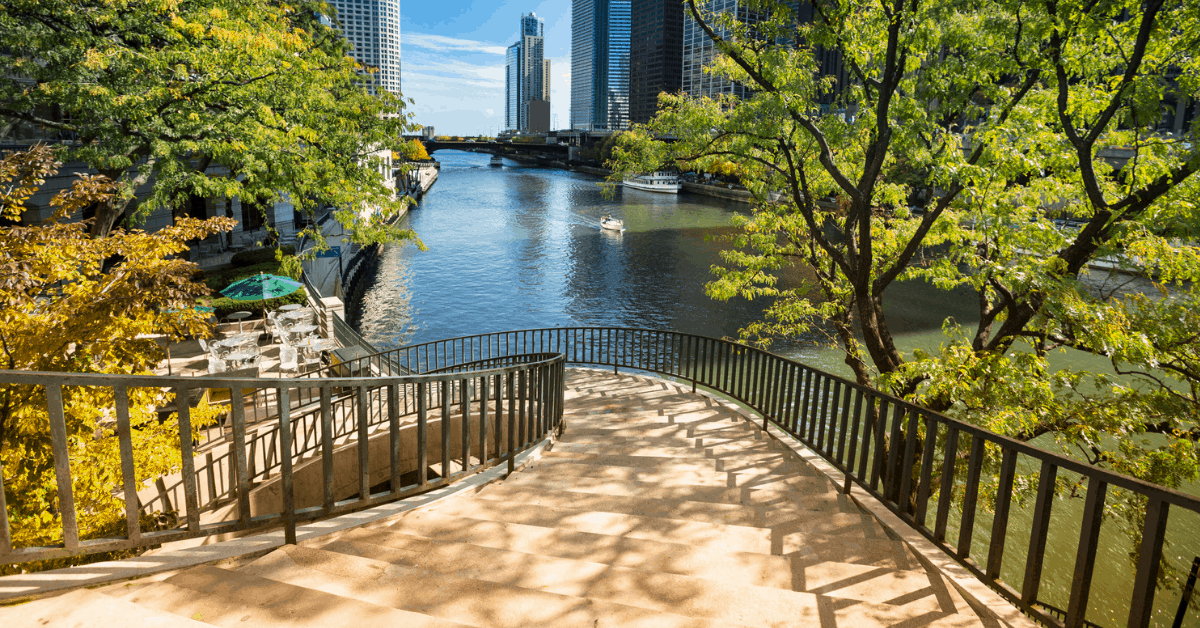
[[501, 469, 835, 505], [383, 509, 930, 595], [424, 491, 776, 554], [241, 545, 736, 628], [122, 564, 467, 628], [552, 440, 787, 459], [531, 457, 818, 488], [502, 470, 861, 516], [0, 588, 212, 628], [321, 529, 981, 627], [474, 482, 763, 526]]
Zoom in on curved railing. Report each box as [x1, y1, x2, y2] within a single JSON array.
[[2, 327, 1197, 627], [0, 352, 564, 564], [308, 326, 1196, 628]]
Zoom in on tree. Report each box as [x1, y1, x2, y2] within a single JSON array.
[[613, 0, 1200, 594], [0, 146, 231, 572], [0, 0, 419, 245]]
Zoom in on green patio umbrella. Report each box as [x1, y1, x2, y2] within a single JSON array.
[[220, 273, 303, 301]]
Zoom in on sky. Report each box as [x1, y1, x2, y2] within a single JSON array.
[[399, 1, 573, 136]]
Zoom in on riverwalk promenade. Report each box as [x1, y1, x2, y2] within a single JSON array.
[[0, 369, 1030, 628]]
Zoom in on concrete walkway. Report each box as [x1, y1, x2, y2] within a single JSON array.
[[3, 369, 1013, 627]]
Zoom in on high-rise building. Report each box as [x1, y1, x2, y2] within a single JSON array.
[[682, 2, 844, 105], [505, 13, 550, 131], [327, 0, 403, 96], [681, 0, 759, 100], [629, 0, 684, 125], [570, 0, 632, 131]]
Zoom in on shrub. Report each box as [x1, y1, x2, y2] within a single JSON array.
[[230, 245, 295, 267], [209, 288, 307, 320]]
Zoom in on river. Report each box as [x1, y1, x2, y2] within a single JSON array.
[[356, 150, 1198, 626]]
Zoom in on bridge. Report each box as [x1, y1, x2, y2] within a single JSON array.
[[0, 328, 1196, 627], [424, 139, 570, 161]]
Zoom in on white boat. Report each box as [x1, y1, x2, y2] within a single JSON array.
[[623, 171, 681, 193], [489, 154, 503, 167], [600, 215, 625, 231]]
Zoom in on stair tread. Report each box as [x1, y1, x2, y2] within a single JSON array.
[[474, 482, 763, 526], [384, 509, 940, 597], [240, 545, 740, 628], [0, 588, 212, 628], [521, 459, 821, 489], [123, 564, 468, 628], [321, 529, 980, 627], [426, 491, 776, 554]]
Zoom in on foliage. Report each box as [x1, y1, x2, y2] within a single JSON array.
[[612, 0, 1200, 591], [0, 147, 229, 572], [0, 0, 420, 250], [230, 246, 296, 268]]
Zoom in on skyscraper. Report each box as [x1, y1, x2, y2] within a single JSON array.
[[629, 0, 684, 125], [682, 2, 844, 105], [505, 13, 550, 132], [327, 0, 403, 96], [681, 0, 758, 100], [570, 0, 632, 131]]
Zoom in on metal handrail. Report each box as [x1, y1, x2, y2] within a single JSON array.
[[2, 326, 1197, 628], [0, 353, 564, 564], [304, 326, 1197, 628]]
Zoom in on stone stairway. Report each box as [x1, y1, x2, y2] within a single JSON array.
[[6, 369, 993, 628]]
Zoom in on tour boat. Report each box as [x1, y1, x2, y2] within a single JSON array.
[[489, 154, 503, 167], [600, 215, 625, 231], [622, 171, 681, 193]]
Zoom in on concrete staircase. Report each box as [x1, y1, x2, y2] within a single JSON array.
[[5, 369, 992, 627]]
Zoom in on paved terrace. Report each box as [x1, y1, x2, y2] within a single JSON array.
[[3, 369, 1032, 628]]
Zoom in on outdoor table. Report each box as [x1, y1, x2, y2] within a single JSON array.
[[295, 337, 334, 358], [288, 323, 318, 336], [226, 311, 252, 332], [279, 310, 312, 325], [278, 304, 302, 312], [215, 333, 256, 348], [223, 351, 254, 368]]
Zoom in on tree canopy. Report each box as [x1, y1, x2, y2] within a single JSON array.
[[613, 0, 1200, 528], [0, 0, 419, 243], [0, 146, 230, 571]]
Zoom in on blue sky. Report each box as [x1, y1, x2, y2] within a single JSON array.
[[400, 1, 572, 136]]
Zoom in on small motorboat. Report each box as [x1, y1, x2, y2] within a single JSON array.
[[600, 215, 625, 231], [489, 154, 503, 167]]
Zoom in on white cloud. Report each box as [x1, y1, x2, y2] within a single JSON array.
[[403, 32, 507, 55]]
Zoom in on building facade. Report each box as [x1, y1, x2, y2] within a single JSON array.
[[326, 0, 402, 96], [505, 13, 551, 132], [570, 0, 632, 131], [629, 0, 684, 125], [681, 0, 759, 100]]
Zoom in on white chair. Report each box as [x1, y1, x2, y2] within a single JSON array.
[[206, 355, 226, 374], [266, 312, 286, 344], [279, 345, 299, 375]]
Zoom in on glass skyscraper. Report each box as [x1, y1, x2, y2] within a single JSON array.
[[629, 0, 684, 125], [570, 0, 631, 131], [506, 13, 550, 131], [327, 0, 402, 96]]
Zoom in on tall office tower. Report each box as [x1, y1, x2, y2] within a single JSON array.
[[683, 2, 844, 104], [570, 0, 632, 131], [681, 0, 759, 99], [629, 0, 684, 125], [327, 0, 403, 96], [505, 12, 550, 131]]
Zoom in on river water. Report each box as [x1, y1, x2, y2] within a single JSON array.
[[357, 150, 1198, 626]]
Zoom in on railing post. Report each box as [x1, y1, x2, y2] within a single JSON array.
[[507, 372, 517, 476], [277, 386, 296, 546], [113, 387, 142, 543], [1065, 478, 1107, 627], [1127, 497, 1170, 628], [417, 381, 428, 486]]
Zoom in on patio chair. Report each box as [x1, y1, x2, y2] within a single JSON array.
[[279, 345, 300, 375], [206, 355, 226, 374]]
